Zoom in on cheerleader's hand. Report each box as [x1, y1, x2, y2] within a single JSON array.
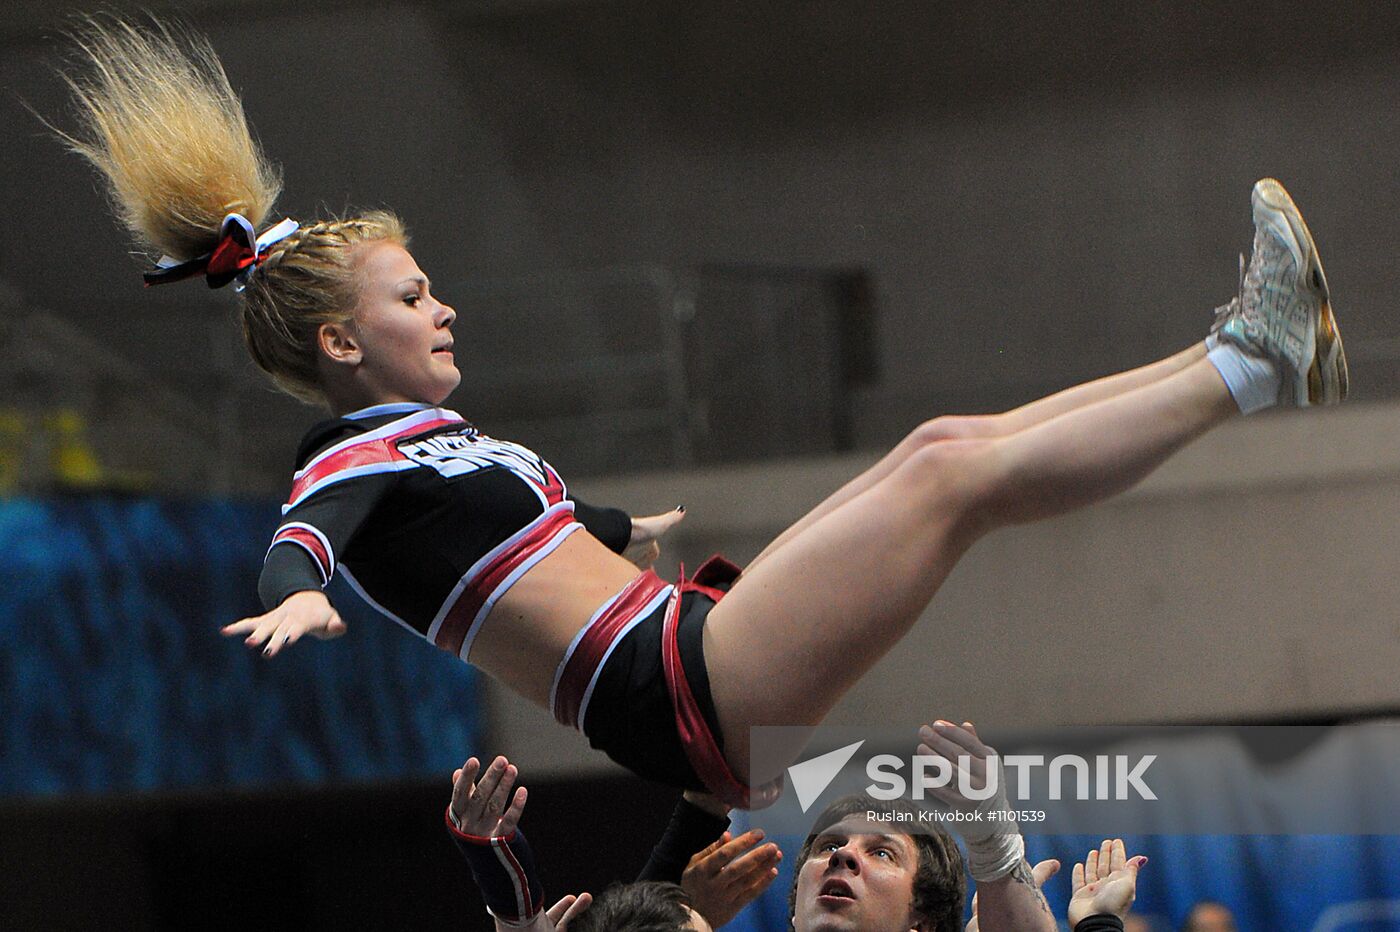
[[682, 828, 782, 928], [221, 589, 347, 658], [623, 506, 686, 569], [450, 755, 527, 838], [1067, 839, 1146, 927], [531, 892, 593, 931]]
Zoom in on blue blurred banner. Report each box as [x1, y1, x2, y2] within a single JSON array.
[[1026, 833, 1400, 932], [728, 721, 1400, 932], [730, 829, 1400, 932], [0, 496, 480, 796]]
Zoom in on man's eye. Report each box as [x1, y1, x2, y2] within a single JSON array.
[[875, 848, 894, 859], [404, 294, 421, 306]]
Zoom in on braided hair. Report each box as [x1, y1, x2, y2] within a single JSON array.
[[55, 15, 407, 405]]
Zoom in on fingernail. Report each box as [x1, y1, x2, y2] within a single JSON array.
[[676, 504, 686, 512], [918, 725, 935, 739]]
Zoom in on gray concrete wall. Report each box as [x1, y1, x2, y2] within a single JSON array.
[[4, 1, 1400, 488], [490, 400, 1400, 777]]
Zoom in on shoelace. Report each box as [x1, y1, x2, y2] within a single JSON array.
[[1209, 253, 1247, 334]]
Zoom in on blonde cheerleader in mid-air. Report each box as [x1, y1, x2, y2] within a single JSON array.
[[56, 15, 1346, 855]]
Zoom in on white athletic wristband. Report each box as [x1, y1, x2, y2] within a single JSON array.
[[965, 831, 1026, 883]]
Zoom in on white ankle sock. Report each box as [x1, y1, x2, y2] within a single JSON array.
[[1207, 343, 1281, 414]]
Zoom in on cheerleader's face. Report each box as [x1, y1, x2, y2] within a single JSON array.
[[339, 241, 461, 405]]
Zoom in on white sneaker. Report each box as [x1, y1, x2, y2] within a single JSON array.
[[1215, 178, 1348, 406]]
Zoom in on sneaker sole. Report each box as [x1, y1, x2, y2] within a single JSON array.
[[1252, 178, 1348, 405]]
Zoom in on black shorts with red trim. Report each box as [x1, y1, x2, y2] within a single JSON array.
[[582, 584, 725, 791]]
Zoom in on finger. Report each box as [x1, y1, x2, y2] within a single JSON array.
[[558, 892, 593, 928], [1086, 848, 1099, 882], [916, 728, 986, 784], [482, 762, 518, 828], [263, 623, 297, 657], [735, 864, 780, 903], [221, 617, 259, 636], [724, 841, 781, 882], [636, 508, 686, 539], [243, 617, 281, 648], [915, 736, 971, 776], [652, 507, 686, 535], [970, 891, 979, 915], [922, 782, 971, 810], [1098, 839, 1114, 881], [910, 749, 973, 809], [250, 612, 291, 650], [914, 741, 978, 799], [546, 894, 576, 923], [312, 613, 347, 640], [499, 786, 528, 835], [705, 830, 762, 877], [1109, 838, 1127, 873], [925, 720, 989, 759], [491, 761, 519, 811], [254, 624, 284, 652], [450, 758, 482, 821], [718, 829, 766, 858], [957, 720, 994, 759], [1031, 859, 1060, 887], [689, 833, 730, 867], [1071, 861, 1085, 894], [1128, 854, 1148, 875], [471, 756, 509, 815]]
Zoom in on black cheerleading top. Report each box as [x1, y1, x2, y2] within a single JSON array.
[[259, 402, 632, 661]]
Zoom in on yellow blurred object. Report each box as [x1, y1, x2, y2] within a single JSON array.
[[0, 410, 25, 493], [46, 409, 106, 487]]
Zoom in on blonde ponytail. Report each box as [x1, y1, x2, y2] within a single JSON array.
[[56, 15, 280, 261], [56, 16, 408, 406]]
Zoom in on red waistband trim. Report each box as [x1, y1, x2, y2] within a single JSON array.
[[551, 570, 673, 730]]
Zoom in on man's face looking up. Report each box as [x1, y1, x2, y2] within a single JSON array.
[[792, 815, 926, 932]]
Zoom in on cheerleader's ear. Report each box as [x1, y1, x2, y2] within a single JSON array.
[[318, 320, 362, 366]]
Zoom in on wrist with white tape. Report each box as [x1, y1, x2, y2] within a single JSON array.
[[964, 830, 1026, 883]]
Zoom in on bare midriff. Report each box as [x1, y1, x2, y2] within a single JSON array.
[[468, 529, 645, 710]]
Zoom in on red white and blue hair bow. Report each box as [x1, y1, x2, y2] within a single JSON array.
[[143, 213, 299, 291]]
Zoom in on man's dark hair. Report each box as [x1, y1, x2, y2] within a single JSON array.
[[788, 794, 966, 932], [568, 880, 695, 932]]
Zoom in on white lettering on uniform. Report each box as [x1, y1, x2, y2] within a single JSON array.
[[400, 431, 554, 486]]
